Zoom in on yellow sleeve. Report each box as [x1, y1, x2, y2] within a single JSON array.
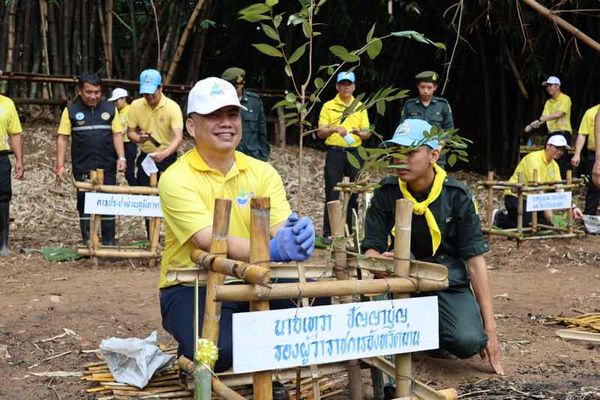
[[111, 107, 124, 133], [57, 108, 71, 135], [168, 101, 184, 130], [557, 95, 571, 114], [6, 100, 22, 135], [127, 103, 139, 130], [318, 103, 331, 126], [260, 164, 292, 227], [158, 173, 213, 245], [578, 110, 592, 136]]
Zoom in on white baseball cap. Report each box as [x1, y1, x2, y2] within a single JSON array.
[[542, 76, 561, 86], [108, 88, 128, 101], [547, 135, 570, 149], [187, 77, 247, 115]]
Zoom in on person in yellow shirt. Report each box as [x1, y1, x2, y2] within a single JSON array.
[[127, 69, 183, 187], [317, 71, 371, 241], [524, 76, 572, 177], [108, 88, 137, 186], [56, 74, 126, 245], [571, 104, 600, 215], [493, 135, 582, 228], [158, 77, 320, 376], [0, 95, 23, 255]]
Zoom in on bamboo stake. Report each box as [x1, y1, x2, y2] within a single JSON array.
[[393, 199, 413, 398], [531, 169, 538, 234], [327, 200, 363, 400], [149, 173, 160, 267], [486, 171, 494, 229], [164, 0, 207, 84], [522, 0, 600, 54], [38, 0, 52, 99], [249, 197, 273, 400], [75, 181, 159, 195], [189, 249, 270, 285], [517, 172, 524, 239], [77, 248, 159, 258], [567, 170, 573, 234], [200, 198, 231, 355], [215, 276, 447, 302], [90, 169, 104, 265]]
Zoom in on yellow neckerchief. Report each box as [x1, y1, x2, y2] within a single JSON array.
[[398, 163, 446, 255]]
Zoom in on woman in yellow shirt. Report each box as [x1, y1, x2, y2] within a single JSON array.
[[108, 88, 137, 186]]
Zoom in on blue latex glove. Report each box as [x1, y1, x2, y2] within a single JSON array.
[[269, 214, 315, 261]]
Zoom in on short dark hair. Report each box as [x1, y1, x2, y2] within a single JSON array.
[[76, 73, 101, 87]]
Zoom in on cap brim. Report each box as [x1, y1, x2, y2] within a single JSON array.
[[191, 103, 248, 116], [107, 95, 120, 101], [140, 83, 159, 94], [379, 137, 438, 149]]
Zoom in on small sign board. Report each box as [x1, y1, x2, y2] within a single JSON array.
[[526, 192, 572, 212], [84, 193, 162, 217], [232, 297, 438, 373]]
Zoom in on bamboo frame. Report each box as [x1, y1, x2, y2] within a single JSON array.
[[76, 169, 162, 264], [190, 249, 270, 285], [480, 169, 585, 243]]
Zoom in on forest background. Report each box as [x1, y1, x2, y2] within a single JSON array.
[[1, 0, 599, 175]]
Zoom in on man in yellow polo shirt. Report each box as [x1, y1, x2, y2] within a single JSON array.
[[317, 71, 370, 241], [571, 103, 600, 215], [0, 94, 23, 255], [56, 74, 126, 245], [127, 69, 183, 186], [524, 75, 572, 177], [158, 77, 318, 375], [493, 135, 582, 228]]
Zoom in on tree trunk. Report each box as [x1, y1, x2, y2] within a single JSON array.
[[62, 0, 73, 75], [128, 0, 138, 75], [2, 0, 17, 94], [158, 3, 177, 73], [81, 0, 89, 71], [165, 0, 207, 84], [47, 1, 65, 98], [88, 1, 97, 74], [97, 0, 110, 77], [185, 0, 212, 84], [477, 27, 492, 172], [106, 0, 113, 78], [36, 0, 51, 98], [72, 0, 81, 74]]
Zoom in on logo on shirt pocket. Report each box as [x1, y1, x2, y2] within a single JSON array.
[[236, 189, 255, 206]]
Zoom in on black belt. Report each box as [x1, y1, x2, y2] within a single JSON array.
[[0, 150, 14, 157], [328, 146, 357, 151]]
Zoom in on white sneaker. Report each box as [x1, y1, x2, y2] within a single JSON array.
[[491, 208, 500, 226]]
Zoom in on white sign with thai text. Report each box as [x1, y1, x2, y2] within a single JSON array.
[[232, 297, 438, 373], [84, 193, 162, 217], [526, 192, 572, 212]]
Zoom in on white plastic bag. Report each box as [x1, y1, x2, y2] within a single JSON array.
[[583, 215, 600, 234], [99, 331, 174, 388]]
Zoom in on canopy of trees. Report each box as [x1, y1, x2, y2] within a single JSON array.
[[1, 0, 599, 174]]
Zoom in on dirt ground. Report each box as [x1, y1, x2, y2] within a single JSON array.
[[1, 122, 599, 399]]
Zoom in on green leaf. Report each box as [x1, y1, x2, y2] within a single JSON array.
[[285, 92, 297, 102], [346, 152, 361, 169], [390, 30, 446, 50], [447, 153, 457, 167], [261, 23, 279, 41], [271, 99, 291, 110], [273, 14, 283, 29], [329, 45, 349, 59], [239, 13, 270, 23], [239, 3, 271, 14], [287, 14, 304, 26], [302, 21, 312, 38], [376, 101, 386, 116], [288, 43, 308, 64], [284, 64, 292, 77], [357, 146, 368, 160], [366, 23, 376, 43], [314, 77, 324, 89], [265, 0, 279, 6], [252, 43, 283, 57], [366, 38, 382, 60]]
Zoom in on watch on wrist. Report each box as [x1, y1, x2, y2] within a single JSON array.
[[118, 157, 126, 162]]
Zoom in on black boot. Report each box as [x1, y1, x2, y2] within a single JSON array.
[[272, 381, 290, 400], [80, 218, 90, 245], [101, 216, 116, 246], [0, 202, 9, 256]]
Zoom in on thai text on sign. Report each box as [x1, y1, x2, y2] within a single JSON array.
[[526, 192, 572, 212], [232, 297, 438, 373], [84, 193, 162, 217]]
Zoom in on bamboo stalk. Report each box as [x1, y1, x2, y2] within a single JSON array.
[[517, 172, 524, 239], [486, 171, 494, 229], [75, 182, 159, 195], [567, 170, 573, 234], [189, 249, 270, 285], [249, 197, 273, 400], [393, 199, 413, 398], [531, 169, 538, 234], [106, 0, 113, 78], [149, 173, 160, 268], [90, 170, 104, 265], [77, 248, 159, 258], [164, 0, 207, 84], [327, 200, 362, 400]]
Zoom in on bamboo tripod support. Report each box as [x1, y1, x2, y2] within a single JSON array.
[[76, 168, 162, 263], [481, 169, 583, 243]]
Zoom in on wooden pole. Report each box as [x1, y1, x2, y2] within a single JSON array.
[[90, 169, 104, 265], [190, 249, 270, 285], [327, 200, 363, 400], [77, 248, 158, 258], [75, 181, 159, 194], [522, 0, 600, 54], [393, 199, 413, 398], [517, 172, 524, 239], [567, 170, 573, 234], [249, 197, 273, 400], [486, 171, 494, 228], [149, 173, 159, 267], [531, 169, 538, 234]]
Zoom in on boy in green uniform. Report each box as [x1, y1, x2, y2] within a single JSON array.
[[361, 119, 503, 375], [400, 71, 454, 130], [221, 67, 270, 161]]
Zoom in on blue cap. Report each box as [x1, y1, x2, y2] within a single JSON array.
[[139, 69, 162, 94], [337, 71, 355, 83], [381, 119, 438, 149]]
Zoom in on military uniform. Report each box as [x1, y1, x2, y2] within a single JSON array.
[[238, 90, 269, 161], [361, 175, 489, 358], [400, 96, 454, 130]]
